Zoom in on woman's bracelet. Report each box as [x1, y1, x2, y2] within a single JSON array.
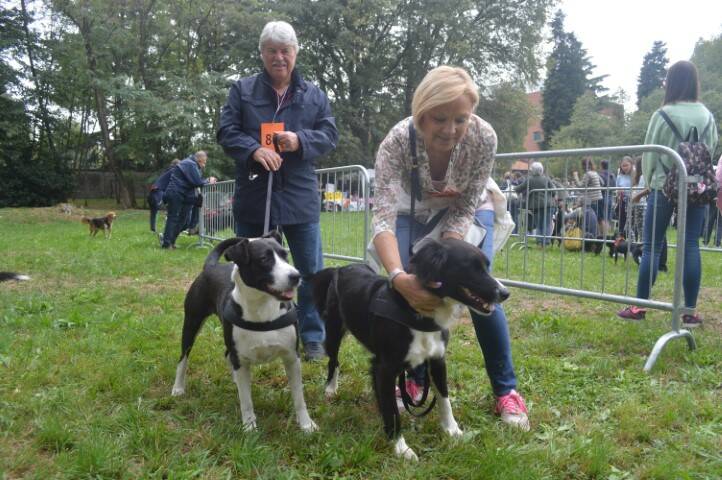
[[387, 268, 405, 290]]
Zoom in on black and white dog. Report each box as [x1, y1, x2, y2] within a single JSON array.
[[0, 272, 30, 282], [171, 233, 317, 432], [311, 238, 509, 460]]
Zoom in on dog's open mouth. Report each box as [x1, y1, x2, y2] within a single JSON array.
[[460, 287, 495, 315], [268, 287, 296, 301]]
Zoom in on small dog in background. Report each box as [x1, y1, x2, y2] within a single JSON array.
[[81, 212, 117, 239], [607, 234, 629, 263], [59, 203, 74, 215], [0, 272, 30, 282]]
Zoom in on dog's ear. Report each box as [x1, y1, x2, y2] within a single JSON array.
[[224, 238, 251, 265], [263, 229, 283, 246], [409, 239, 447, 283]]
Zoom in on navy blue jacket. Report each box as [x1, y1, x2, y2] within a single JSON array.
[[217, 69, 338, 225], [165, 155, 208, 204], [148, 166, 177, 207]]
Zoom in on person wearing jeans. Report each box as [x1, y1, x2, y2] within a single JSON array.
[[372, 66, 529, 430], [216, 21, 338, 360], [618, 60, 717, 326]]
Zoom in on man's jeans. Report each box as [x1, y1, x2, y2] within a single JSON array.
[[637, 190, 705, 308], [234, 222, 325, 345], [395, 211, 517, 396], [162, 192, 192, 247]]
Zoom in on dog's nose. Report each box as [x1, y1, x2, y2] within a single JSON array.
[[289, 272, 301, 285], [497, 286, 510, 303]]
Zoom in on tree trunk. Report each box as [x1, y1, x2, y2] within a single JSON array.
[[20, 0, 56, 158], [76, 16, 133, 208]]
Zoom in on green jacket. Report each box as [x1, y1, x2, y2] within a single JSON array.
[[642, 102, 718, 191]]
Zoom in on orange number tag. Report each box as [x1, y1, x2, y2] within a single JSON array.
[[260, 122, 284, 151]]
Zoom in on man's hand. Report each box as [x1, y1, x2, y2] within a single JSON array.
[[208, 176, 218, 184], [392, 273, 442, 317], [252, 148, 283, 171], [275, 131, 300, 152]]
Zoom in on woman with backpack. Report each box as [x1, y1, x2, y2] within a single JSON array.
[[617, 60, 718, 326]]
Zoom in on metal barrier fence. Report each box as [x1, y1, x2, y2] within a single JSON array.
[[198, 146, 713, 371], [198, 165, 372, 263], [495, 145, 697, 371]]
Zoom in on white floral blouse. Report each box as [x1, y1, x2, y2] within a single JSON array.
[[372, 115, 497, 238]]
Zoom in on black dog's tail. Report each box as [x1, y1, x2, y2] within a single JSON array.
[[308, 267, 338, 320], [203, 237, 245, 270], [0, 272, 30, 282]]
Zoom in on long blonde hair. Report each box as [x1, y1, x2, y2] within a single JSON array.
[[411, 66, 479, 131]]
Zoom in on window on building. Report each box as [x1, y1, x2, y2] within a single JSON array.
[[532, 131, 543, 143]]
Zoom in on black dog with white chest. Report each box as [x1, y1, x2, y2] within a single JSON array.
[[171, 232, 317, 432], [311, 238, 509, 460]]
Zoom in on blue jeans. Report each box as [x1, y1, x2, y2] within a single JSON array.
[[162, 192, 193, 247], [396, 211, 517, 396], [235, 222, 325, 345], [532, 207, 553, 245], [637, 190, 705, 308]]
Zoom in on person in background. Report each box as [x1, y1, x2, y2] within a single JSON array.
[[161, 151, 216, 249], [514, 161, 555, 246], [216, 21, 338, 361], [371, 65, 529, 430], [572, 157, 604, 234], [148, 158, 180, 233], [615, 156, 635, 236], [599, 158, 616, 232], [618, 60, 717, 326]]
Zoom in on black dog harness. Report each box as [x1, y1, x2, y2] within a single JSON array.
[[222, 297, 300, 352], [369, 283, 444, 333]]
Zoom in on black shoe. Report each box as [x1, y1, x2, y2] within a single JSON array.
[[304, 342, 326, 361]]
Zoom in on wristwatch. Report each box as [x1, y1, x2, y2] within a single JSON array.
[[388, 268, 405, 290]]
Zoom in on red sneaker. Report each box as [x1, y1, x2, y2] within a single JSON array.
[[617, 306, 646, 320], [495, 390, 530, 431], [395, 380, 423, 409]]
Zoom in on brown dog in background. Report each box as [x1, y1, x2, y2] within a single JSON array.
[[81, 212, 117, 239]]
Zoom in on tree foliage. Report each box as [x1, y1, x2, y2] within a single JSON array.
[[636, 41, 668, 108], [541, 10, 604, 149], [2, 0, 555, 206]]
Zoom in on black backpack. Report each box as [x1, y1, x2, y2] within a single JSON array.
[[658, 109, 717, 208]]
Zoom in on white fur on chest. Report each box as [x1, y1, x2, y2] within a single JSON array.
[[229, 266, 298, 364], [405, 330, 445, 368], [404, 299, 462, 368], [232, 325, 297, 364]]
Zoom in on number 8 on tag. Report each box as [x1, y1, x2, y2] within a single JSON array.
[[261, 122, 284, 151]]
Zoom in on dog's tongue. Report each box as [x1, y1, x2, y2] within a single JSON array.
[[281, 290, 295, 300]]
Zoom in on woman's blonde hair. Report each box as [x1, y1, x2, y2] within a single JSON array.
[[411, 66, 479, 130]]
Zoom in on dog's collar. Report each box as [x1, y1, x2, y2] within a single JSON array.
[[223, 297, 298, 331], [369, 284, 444, 332]]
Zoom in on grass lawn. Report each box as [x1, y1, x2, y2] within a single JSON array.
[[1, 206, 720, 479]]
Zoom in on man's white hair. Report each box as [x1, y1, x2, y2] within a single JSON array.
[[530, 161, 544, 176], [259, 21, 299, 53]]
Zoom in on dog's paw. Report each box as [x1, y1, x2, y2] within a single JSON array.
[[324, 385, 338, 399], [444, 423, 463, 438], [242, 419, 257, 432], [300, 419, 319, 433], [171, 386, 185, 397], [393, 437, 418, 462]]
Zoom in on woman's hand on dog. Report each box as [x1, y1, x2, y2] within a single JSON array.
[[392, 273, 442, 316]]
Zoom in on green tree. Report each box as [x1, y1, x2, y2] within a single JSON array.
[[541, 10, 603, 149], [548, 92, 624, 175], [692, 33, 722, 158], [636, 41, 668, 108], [477, 83, 535, 153], [282, 0, 554, 165]]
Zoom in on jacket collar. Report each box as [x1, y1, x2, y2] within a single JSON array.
[[259, 69, 306, 96]]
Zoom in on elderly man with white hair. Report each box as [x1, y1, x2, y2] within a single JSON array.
[[514, 161, 556, 246], [217, 21, 339, 361]]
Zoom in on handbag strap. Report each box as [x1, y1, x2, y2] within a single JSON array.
[[408, 119, 420, 256]]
